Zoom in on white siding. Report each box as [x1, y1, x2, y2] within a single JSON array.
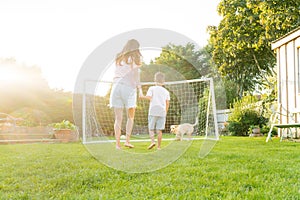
[[296, 38, 300, 122], [273, 27, 300, 127], [279, 46, 288, 124], [287, 41, 296, 114]]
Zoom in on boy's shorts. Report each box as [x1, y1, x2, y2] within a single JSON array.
[[148, 115, 166, 130], [110, 83, 137, 108]]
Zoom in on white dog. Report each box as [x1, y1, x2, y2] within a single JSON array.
[[170, 117, 198, 141]]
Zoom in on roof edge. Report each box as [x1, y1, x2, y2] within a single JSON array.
[[271, 26, 300, 50]]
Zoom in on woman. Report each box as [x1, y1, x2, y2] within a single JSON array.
[[110, 39, 142, 149]]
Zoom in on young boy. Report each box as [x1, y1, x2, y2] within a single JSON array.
[[139, 72, 170, 150]]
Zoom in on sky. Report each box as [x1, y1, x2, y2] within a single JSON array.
[[0, 0, 221, 92]]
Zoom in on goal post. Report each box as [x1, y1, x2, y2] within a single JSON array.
[[82, 78, 219, 144]]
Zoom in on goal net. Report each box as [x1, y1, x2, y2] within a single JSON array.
[[82, 78, 219, 144]]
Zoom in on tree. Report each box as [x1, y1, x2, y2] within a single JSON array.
[[208, 0, 300, 97], [149, 43, 231, 109], [46, 89, 73, 123], [0, 58, 52, 113], [153, 43, 212, 80], [0, 58, 74, 126]]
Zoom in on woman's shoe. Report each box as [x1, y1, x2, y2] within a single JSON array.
[[124, 143, 134, 148], [147, 143, 156, 150]]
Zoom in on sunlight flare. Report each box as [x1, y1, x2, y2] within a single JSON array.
[[0, 67, 20, 82]]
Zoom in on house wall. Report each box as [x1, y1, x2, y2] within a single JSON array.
[[296, 38, 300, 122], [272, 27, 300, 136]]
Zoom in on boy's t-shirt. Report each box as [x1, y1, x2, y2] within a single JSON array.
[[146, 85, 170, 117]]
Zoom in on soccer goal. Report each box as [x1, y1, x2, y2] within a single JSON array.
[[82, 78, 219, 144]]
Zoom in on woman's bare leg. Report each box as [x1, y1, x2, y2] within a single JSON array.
[[125, 107, 135, 146], [114, 108, 123, 148]]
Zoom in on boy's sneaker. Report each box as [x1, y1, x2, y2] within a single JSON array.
[[147, 143, 156, 150]]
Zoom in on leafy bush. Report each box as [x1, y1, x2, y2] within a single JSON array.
[[228, 95, 268, 136], [227, 121, 245, 136], [10, 107, 51, 127], [50, 120, 76, 130]]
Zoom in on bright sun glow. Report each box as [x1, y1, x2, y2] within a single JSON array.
[[0, 1, 221, 92], [0, 68, 20, 82]]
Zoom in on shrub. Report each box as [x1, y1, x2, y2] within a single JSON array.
[[227, 95, 268, 136], [50, 120, 76, 130], [227, 121, 246, 136]]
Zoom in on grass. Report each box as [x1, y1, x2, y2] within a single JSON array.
[[0, 136, 299, 199], [104, 132, 192, 140]]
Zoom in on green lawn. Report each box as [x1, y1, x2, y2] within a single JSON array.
[[0, 137, 299, 199]]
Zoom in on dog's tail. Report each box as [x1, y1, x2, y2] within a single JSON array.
[[192, 116, 198, 127]]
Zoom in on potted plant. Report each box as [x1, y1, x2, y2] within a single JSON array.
[[249, 125, 261, 137], [249, 115, 268, 137], [51, 120, 78, 142]]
